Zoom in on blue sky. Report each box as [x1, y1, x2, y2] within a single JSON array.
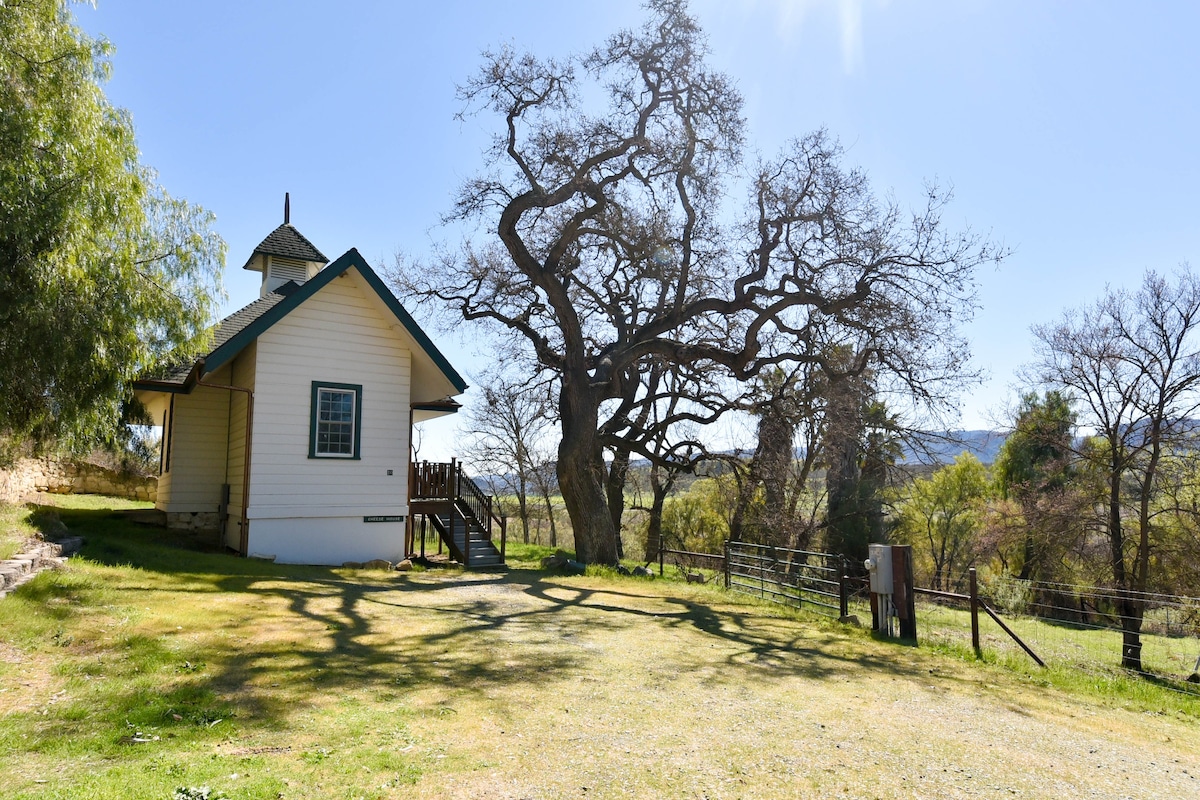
[[78, 1, 1200, 458]]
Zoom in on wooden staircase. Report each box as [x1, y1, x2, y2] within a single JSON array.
[[409, 460, 507, 569], [429, 505, 504, 568]]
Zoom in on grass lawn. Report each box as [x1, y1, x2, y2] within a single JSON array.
[[1, 496, 1199, 799], [0, 501, 39, 560]]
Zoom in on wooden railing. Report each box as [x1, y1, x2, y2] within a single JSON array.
[[409, 459, 507, 562], [456, 469, 507, 559], [411, 460, 456, 500]]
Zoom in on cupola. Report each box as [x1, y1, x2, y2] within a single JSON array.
[[242, 193, 329, 297]]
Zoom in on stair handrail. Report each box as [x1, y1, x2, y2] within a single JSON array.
[[455, 466, 508, 560]]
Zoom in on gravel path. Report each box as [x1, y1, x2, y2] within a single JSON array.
[[386, 574, 1200, 800]]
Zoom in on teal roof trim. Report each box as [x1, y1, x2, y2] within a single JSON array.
[[202, 248, 467, 393]]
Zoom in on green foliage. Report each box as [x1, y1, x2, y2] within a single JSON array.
[[895, 452, 991, 590], [0, 0, 225, 450], [659, 478, 729, 554], [994, 390, 1075, 499]]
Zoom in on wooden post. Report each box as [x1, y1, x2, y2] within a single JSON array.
[[462, 507, 471, 566], [839, 572, 849, 619], [893, 545, 917, 642], [659, 543, 665, 577], [970, 567, 981, 656], [723, 541, 730, 589]]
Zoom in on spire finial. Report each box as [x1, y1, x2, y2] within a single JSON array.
[[284, 192, 291, 224]]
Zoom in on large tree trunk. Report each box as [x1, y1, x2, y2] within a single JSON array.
[[1120, 600, 1145, 672], [557, 381, 618, 564], [1122, 431, 1162, 673], [643, 464, 671, 562], [606, 446, 630, 560], [1105, 461, 1144, 671]]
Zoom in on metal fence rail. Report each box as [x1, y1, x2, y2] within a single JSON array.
[[725, 541, 867, 619]]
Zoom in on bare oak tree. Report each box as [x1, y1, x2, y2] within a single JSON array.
[[1031, 268, 1200, 671], [463, 369, 556, 544], [396, 0, 994, 563]]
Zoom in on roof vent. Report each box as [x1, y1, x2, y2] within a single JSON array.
[[265, 256, 308, 294]]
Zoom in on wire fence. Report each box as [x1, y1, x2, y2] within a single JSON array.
[[660, 543, 1200, 688], [915, 573, 1200, 687]]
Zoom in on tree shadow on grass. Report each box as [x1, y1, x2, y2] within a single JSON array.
[[13, 504, 964, 742]]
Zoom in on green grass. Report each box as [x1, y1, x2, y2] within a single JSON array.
[[914, 597, 1200, 700], [0, 502, 37, 560], [2, 496, 1199, 799], [1, 494, 153, 560]]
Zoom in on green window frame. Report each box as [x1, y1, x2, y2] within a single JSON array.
[[309, 381, 362, 459]]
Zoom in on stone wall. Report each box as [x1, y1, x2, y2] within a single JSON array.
[[165, 511, 220, 532], [0, 457, 157, 505]]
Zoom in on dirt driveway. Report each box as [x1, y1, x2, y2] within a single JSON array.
[[357, 572, 1200, 799]]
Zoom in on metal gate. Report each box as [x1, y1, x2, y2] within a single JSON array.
[[725, 541, 861, 619]]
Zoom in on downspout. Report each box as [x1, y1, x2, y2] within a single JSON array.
[[196, 361, 255, 557], [406, 405, 415, 557]]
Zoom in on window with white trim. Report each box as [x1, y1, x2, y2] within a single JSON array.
[[309, 382, 362, 459]]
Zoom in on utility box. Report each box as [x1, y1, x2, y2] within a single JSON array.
[[865, 543, 893, 594], [865, 543, 917, 642]]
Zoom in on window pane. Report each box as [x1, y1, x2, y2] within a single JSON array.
[[315, 388, 356, 455]]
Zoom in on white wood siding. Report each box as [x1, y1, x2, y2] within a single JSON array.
[[223, 343, 256, 550], [158, 375, 231, 514], [247, 270, 410, 561]]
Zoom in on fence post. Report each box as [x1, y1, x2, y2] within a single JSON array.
[[894, 545, 917, 642], [839, 571, 849, 619], [969, 567, 981, 657], [659, 544, 665, 577], [723, 540, 730, 589]]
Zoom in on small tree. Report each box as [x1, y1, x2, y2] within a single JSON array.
[[529, 454, 561, 548], [896, 453, 990, 592], [463, 369, 556, 544]]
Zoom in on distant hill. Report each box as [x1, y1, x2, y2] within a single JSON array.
[[470, 430, 1010, 493], [900, 429, 1008, 466]]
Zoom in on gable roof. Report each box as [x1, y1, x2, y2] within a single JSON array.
[[135, 249, 466, 394], [241, 223, 328, 269]]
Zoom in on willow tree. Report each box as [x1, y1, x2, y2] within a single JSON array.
[[1, 0, 224, 451], [399, 0, 994, 563]]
